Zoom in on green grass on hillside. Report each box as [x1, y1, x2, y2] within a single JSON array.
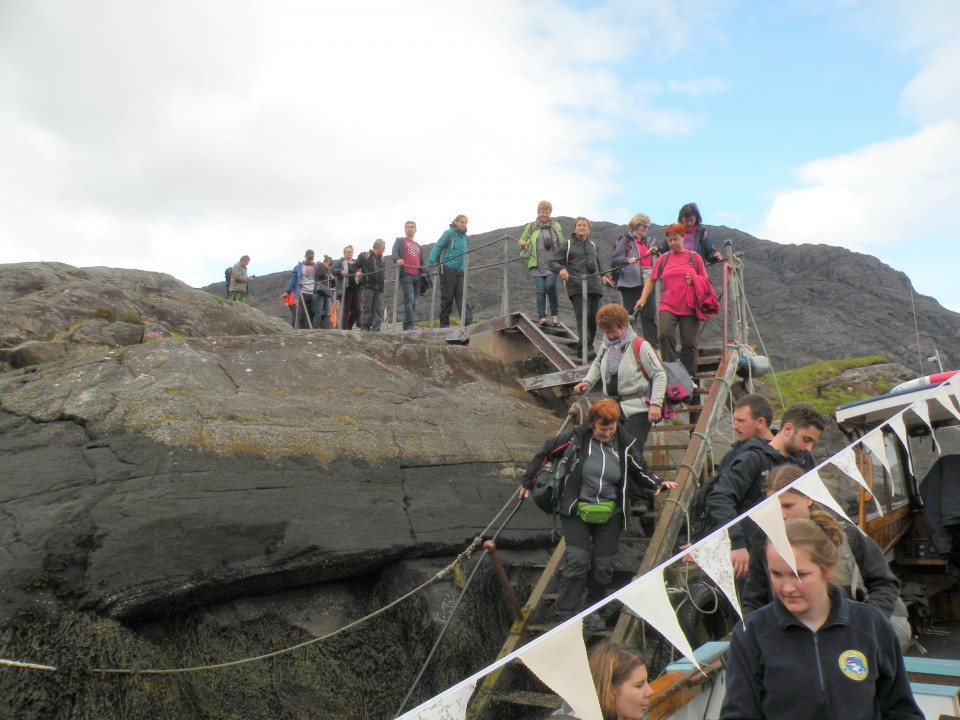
[[769, 356, 889, 416]]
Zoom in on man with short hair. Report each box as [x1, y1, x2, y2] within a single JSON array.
[[356, 239, 386, 332], [228, 255, 251, 302], [284, 250, 324, 329], [391, 221, 427, 331], [705, 402, 825, 577], [332, 246, 361, 330], [718, 394, 776, 474]]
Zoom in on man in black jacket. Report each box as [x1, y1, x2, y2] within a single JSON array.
[[705, 402, 825, 577], [356, 239, 386, 332]]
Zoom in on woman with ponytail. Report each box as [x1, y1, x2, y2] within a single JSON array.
[[721, 512, 922, 719], [741, 464, 912, 651]]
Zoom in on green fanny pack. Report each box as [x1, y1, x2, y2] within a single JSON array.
[[577, 500, 617, 524]]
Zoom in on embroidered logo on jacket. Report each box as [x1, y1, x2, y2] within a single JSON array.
[[838, 650, 869, 681]]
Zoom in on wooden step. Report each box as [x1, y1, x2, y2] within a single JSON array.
[[649, 423, 696, 433], [492, 690, 562, 709]]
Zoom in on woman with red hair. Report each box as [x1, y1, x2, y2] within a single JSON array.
[[636, 223, 709, 377], [519, 399, 675, 631]]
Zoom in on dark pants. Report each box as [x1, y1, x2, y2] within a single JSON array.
[[439, 267, 472, 327], [557, 512, 624, 616], [360, 287, 383, 331], [659, 311, 701, 377], [570, 293, 601, 357], [341, 287, 361, 329], [620, 285, 658, 349], [292, 292, 325, 329], [399, 274, 419, 330]]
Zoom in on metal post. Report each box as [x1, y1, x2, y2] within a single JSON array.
[[580, 278, 588, 365], [392, 265, 401, 331], [430, 247, 443, 328], [461, 240, 470, 328], [501, 236, 510, 317]]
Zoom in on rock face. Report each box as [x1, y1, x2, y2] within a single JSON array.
[[0, 331, 557, 627], [0, 262, 291, 370], [206, 221, 960, 372]]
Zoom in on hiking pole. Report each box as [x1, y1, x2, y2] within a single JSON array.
[[393, 496, 526, 718]]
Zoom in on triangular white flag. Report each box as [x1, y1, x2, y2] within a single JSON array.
[[886, 414, 914, 476], [931, 383, 960, 424], [690, 530, 743, 620], [747, 498, 796, 576], [615, 568, 701, 671], [412, 682, 476, 720], [830, 447, 883, 517], [911, 399, 940, 455], [793, 469, 861, 531], [860, 428, 892, 479], [518, 619, 602, 720]]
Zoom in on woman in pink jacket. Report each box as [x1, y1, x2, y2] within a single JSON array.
[[635, 223, 708, 377]]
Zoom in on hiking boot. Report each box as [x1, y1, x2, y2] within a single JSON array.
[[551, 315, 560, 326], [538, 316, 547, 326], [583, 612, 607, 633]]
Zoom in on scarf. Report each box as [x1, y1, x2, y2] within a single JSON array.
[[601, 324, 637, 385]]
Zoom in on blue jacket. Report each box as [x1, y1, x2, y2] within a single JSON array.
[[427, 226, 468, 272], [285, 261, 331, 296], [721, 588, 922, 720]]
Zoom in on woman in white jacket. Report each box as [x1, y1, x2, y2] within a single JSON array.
[[574, 304, 667, 452]]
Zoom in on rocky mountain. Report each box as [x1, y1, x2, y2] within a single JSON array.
[[211, 221, 959, 372]]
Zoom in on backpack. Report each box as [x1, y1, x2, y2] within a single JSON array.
[[531, 439, 575, 514], [688, 445, 778, 542], [224, 266, 232, 297], [632, 337, 694, 418]]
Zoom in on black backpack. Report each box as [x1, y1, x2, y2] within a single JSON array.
[[224, 267, 233, 297], [687, 446, 776, 542]]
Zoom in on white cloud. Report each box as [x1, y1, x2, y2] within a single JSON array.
[[760, 3, 960, 308], [0, 0, 729, 287]]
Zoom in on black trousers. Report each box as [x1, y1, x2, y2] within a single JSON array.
[[439, 267, 472, 327]]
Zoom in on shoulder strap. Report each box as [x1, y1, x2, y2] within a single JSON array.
[[632, 337, 649, 379]]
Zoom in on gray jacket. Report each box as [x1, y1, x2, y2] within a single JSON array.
[[549, 237, 605, 296]]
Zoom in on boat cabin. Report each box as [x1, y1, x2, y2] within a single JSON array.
[[836, 372, 960, 625]]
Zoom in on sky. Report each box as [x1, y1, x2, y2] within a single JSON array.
[[1, 0, 959, 313]]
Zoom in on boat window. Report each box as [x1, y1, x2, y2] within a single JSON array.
[[855, 432, 907, 521]]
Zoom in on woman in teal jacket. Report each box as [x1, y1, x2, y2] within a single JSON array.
[[427, 215, 472, 327]]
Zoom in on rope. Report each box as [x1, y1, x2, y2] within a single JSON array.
[[0, 487, 522, 677], [734, 272, 785, 410]]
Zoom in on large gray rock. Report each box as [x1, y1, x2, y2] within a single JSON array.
[[0, 331, 558, 626], [0, 262, 291, 370]]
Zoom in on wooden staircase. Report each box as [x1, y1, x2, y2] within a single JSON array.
[[466, 344, 744, 720]]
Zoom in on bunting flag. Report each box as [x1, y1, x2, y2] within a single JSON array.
[[690, 529, 743, 620], [615, 568, 701, 673], [746, 498, 796, 576], [518, 619, 603, 720], [793, 468, 860, 530], [410, 682, 476, 720], [860, 428, 893, 480], [885, 413, 914, 476], [829, 447, 883, 517], [931, 382, 960, 424], [912, 399, 940, 455]]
